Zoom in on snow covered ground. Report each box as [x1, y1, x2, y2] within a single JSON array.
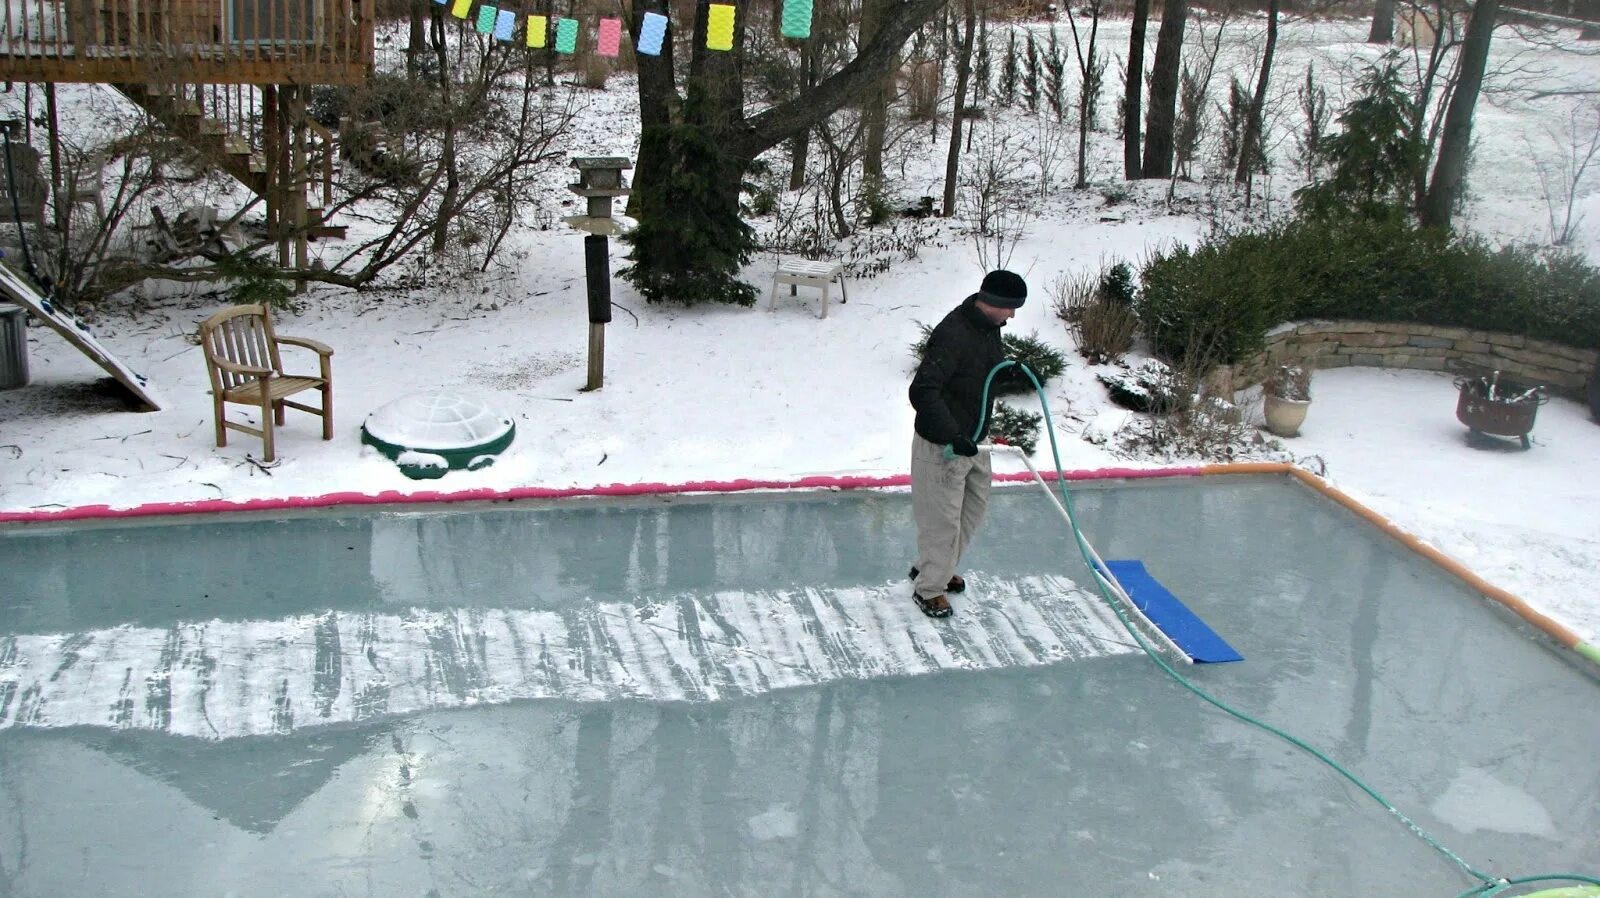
[[1, 14, 1597, 654]]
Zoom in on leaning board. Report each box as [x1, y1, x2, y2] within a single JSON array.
[[0, 258, 163, 410]]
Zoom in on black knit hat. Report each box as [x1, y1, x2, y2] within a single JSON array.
[[977, 269, 1027, 308]]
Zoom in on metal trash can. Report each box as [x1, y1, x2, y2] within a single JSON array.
[[0, 303, 29, 389]]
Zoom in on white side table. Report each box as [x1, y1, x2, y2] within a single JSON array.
[[769, 259, 848, 319]]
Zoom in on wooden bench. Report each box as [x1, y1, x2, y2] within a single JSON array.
[[769, 259, 848, 319]]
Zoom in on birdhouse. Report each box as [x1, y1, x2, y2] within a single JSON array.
[[568, 156, 633, 221]]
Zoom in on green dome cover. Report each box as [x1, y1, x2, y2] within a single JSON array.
[[361, 391, 515, 480]]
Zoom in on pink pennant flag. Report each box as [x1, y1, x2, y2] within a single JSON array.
[[597, 17, 621, 57]]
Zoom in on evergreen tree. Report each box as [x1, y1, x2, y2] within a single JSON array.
[[1024, 32, 1041, 113], [1001, 30, 1020, 107], [1045, 27, 1067, 119], [622, 92, 758, 305], [1294, 58, 1422, 220]]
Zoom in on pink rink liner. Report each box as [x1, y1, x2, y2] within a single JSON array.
[[0, 466, 1212, 525]]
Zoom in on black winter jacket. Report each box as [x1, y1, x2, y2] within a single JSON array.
[[909, 294, 1007, 445]]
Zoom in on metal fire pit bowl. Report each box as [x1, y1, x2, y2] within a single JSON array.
[[1454, 372, 1546, 450]]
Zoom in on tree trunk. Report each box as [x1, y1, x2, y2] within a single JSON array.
[[1073, 13, 1101, 190], [1234, 0, 1279, 185], [627, 0, 680, 218], [407, 0, 426, 79], [1421, 0, 1498, 229], [1141, 0, 1187, 178], [862, 0, 891, 190], [943, 0, 978, 216], [1368, 0, 1396, 44], [1123, 0, 1150, 180], [788, 40, 816, 190], [626, 0, 949, 298], [429, 8, 457, 256]]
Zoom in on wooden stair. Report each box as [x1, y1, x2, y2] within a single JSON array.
[[112, 82, 342, 252], [115, 83, 269, 196]]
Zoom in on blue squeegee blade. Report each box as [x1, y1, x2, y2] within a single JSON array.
[[1102, 559, 1243, 663]]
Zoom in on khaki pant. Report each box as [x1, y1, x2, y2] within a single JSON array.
[[911, 433, 991, 600]]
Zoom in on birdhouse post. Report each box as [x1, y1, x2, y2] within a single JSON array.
[[566, 156, 632, 392]]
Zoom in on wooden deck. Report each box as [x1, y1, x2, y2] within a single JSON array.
[[0, 0, 373, 84]]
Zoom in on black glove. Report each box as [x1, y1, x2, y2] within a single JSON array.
[[950, 434, 979, 457]]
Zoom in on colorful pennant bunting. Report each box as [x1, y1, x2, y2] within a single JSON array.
[[446, 3, 805, 53]]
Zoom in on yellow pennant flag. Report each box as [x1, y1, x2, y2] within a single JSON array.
[[706, 3, 735, 51], [526, 13, 547, 47], [449, 0, 470, 18]]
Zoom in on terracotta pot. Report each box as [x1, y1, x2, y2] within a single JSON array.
[[1263, 394, 1311, 437]]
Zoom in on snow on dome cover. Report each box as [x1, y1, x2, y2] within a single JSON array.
[[363, 391, 513, 451]]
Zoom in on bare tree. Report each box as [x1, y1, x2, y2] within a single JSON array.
[[24, 108, 206, 309], [1065, 0, 1108, 189], [1142, 0, 1190, 178], [122, 28, 582, 298], [1235, 0, 1282, 190], [1369, 0, 1397, 43], [861, 0, 895, 194], [943, 0, 980, 217], [1123, 0, 1152, 179], [1421, 0, 1498, 227], [961, 130, 1032, 271], [1169, 17, 1224, 196], [1530, 103, 1600, 245]]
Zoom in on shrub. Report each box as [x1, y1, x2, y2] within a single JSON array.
[[990, 402, 1043, 454], [1294, 56, 1422, 221], [1112, 393, 1270, 462], [997, 331, 1067, 394], [1049, 270, 1098, 324], [218, 250, 296, 311], [1097, 360, 1183, 414], [1073, 300, 1138, 364], [1099, 261, 1136, 307], [1136, 215, 1600, 369], [1136, 231, 1293, 369], [909, 327, 1067, 397]]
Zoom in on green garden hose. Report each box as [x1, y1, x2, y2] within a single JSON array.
[[969, 358, 1599, 898]]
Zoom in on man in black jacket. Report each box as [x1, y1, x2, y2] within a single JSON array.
[[906, 270, 1027, 618]]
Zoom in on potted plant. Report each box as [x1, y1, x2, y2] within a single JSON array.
[[1262, 364, 1312, 437]]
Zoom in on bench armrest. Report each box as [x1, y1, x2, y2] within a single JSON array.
[[276, 335, 334, 357]]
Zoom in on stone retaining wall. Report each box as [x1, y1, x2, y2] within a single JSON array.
[[1228, 320, 1598, 398]]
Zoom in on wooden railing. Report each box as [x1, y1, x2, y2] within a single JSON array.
[[0, 0, 374, 84]]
